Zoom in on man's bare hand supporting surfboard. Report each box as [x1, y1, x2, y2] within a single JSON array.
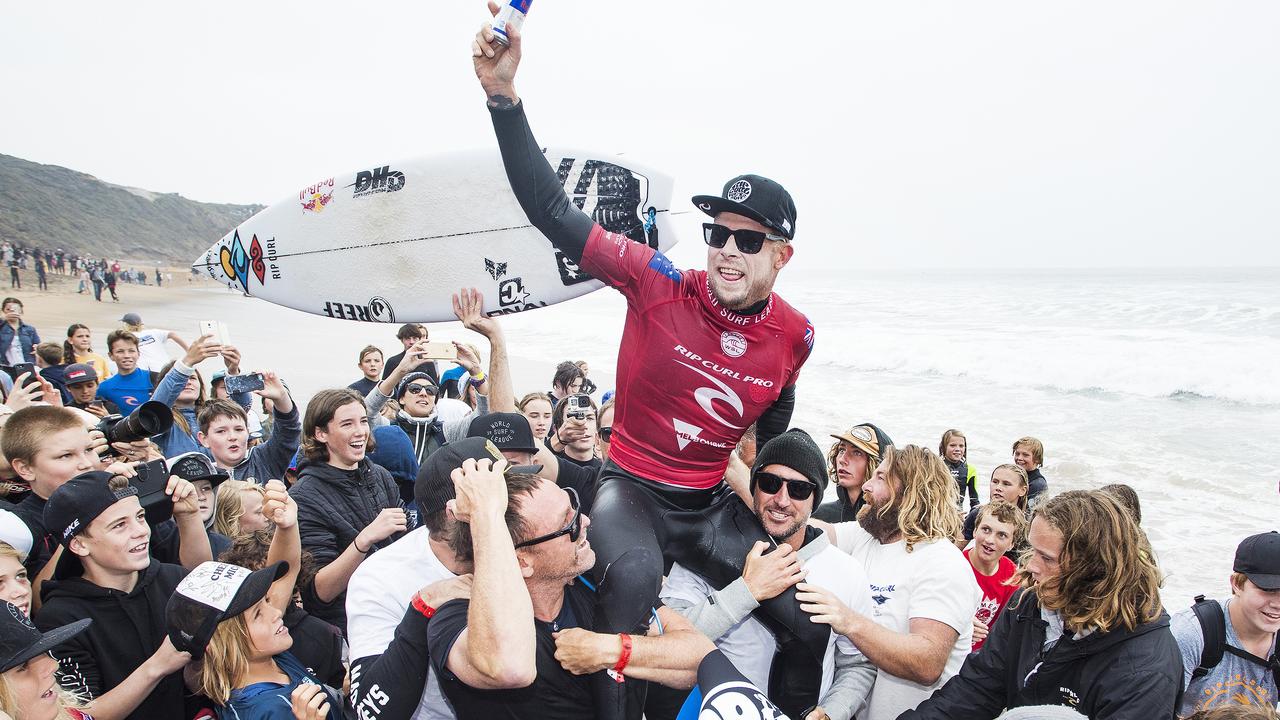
[[473, 1, 521, 110]]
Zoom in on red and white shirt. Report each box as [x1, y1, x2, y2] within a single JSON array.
[[581, 225, 813, 489]]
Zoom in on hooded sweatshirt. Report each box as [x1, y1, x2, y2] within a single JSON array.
[[290, 457, 404, 630], [35, 560, 191, 720], [900, 588, 1183, 720], [813, 484, 865, 524]]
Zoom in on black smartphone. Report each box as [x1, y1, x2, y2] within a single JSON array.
[[2, 363, 39, 390], [129, 459, 173, 526], [224, 372, 265, 394]]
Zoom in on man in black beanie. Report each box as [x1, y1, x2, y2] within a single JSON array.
[[661, 429, 877, 720]]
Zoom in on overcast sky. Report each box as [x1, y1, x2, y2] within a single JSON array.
[[3, 1, 1277, 270]]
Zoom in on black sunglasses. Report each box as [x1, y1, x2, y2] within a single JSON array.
[[404, 384, 434, 395], [599, 427, 613, 442], [514, 487, 582, 548], [703, 223, 788, 255], [755, 472, 818, 501]]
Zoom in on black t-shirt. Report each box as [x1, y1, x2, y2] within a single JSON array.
[[427, 582, 599, 720], [554, 460, 599, 515], [348, 377, 378, 397]]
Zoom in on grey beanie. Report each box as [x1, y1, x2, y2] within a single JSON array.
[[750, 428, 828, 503]]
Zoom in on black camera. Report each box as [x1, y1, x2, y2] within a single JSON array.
[[96, 400, 174, 445]]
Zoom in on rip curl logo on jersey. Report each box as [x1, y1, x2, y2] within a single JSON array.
[[726, 180, 752, 203], [699, 681, 789, 720], [1059, 686, 1081, 707], [675, 360, 744, 430], [720, 331, 747, 358]]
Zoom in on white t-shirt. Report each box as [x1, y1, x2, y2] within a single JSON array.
[[134, 328, 174, 372], [346, 527, 456, 719], [662, 541, 873, 705], [832, 520, 982, 719], [4, 334, 24, 366]]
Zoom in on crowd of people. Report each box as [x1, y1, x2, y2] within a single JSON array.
[[0, 11, 1273, 720], [0, 241, 166, 300]]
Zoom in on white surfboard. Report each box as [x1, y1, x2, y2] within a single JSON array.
[[192, 148, 676, 322]]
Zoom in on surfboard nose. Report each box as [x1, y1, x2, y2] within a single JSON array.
[[193, 234, 239, 289]]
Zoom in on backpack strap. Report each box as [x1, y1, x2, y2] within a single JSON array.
[[1191, 594, 1226, 682]]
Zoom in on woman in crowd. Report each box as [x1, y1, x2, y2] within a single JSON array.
[[959, 463, 1030, 556], [0, 542, 32, 615], [517, 391, 553, 442], [63, 324, 110, 381]]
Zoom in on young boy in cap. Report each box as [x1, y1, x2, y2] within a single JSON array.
[[1172, 531, 1280, 716], [33, 470, 209, 720], [63, 362, 120, 417], [0, 600, 92, 720]]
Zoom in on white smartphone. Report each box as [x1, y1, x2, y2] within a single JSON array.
[[198, 320, 231, 345]]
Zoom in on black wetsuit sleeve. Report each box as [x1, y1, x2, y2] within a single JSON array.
[[489, 102, 595, 263], [349, 607, 433, 720], [755, 385, 795, 449]]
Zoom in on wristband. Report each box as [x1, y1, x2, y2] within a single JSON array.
[[612, 633, 632, 681], [353, 539, 369, 555], [469, 371, 486, 386], [411, 592, 437, 619]]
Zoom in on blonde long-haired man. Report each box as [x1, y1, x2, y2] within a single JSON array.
[[816, 445, 980, 718]]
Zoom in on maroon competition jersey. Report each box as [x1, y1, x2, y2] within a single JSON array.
[[581, 225, 814, 489]]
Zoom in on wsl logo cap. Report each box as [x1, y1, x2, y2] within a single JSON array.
[[692, 174, 798, 240]]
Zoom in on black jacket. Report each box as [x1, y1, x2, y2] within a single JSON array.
[[290, 457, 404, 630], [35, 560, 190, 720], [900, 589, 1183, 720], [813, 484, 864, 523]]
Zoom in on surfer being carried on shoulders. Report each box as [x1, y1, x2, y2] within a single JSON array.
[[473, 6, 821, 717]]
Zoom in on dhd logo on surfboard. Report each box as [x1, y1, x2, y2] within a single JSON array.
[[348, 165, 405, 198]]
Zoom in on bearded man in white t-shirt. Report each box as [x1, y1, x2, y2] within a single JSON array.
[[812, 444, 981, 719]]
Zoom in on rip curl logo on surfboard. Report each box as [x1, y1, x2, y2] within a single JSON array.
[[219, 230, 268, 291]]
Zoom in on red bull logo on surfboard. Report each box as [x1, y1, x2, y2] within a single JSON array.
[[300, 178, 335, 213]]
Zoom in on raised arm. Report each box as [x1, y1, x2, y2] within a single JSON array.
[[472, 5, 594, 263], [261, 480, 302, 611], [443, 458, 537, 689]]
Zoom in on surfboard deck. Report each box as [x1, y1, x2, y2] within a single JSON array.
[[193, 148, 676, 322]]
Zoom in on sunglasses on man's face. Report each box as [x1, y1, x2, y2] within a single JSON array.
[[755, 472, 818, 501], [514, 487, 582, 548], [599, 427, 613, 442], [702, 223, 787, 255]]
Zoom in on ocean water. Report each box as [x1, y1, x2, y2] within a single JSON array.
[[498, 267, 1280, 607], [169, 267, 1278, 608]]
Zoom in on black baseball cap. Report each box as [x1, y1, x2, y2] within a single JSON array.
[[166, 560, 289, 658], [63, 363, 98, 385], [44, 471, 142, 579], [44, 471, 139, 546], [1234, 531, 1280, 591], [167, 451, 230, 489], [0, 601, 90, 673], [692, 174, 797, 240], [467, 412, 539, 454], [415, 437, 541, 517]]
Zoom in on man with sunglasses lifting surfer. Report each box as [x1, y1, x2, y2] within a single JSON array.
[[473, 8, 821, 718]]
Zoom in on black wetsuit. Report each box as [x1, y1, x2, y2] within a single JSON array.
[[490, 100, 824, 717]]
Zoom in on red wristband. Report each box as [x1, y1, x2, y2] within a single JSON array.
[[612, 633, 632, 679], [411, 592, 436, 619]]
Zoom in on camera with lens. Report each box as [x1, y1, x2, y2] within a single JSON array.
[[566, 393, 591, 421], [96, 400, 174, 445]]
